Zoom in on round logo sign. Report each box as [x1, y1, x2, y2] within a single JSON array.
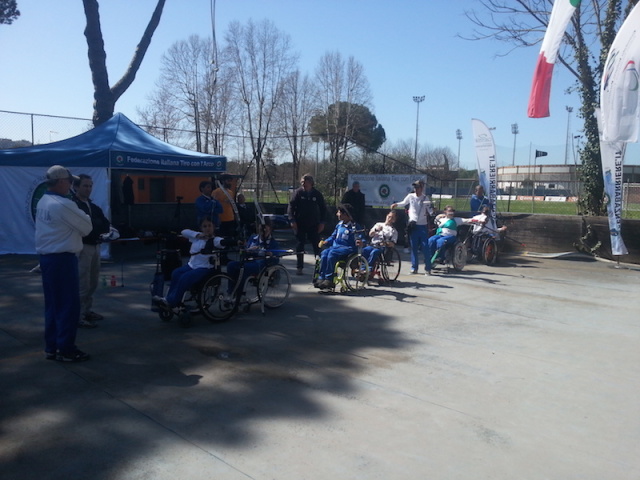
[[30, 182, 49, 221], [378, 184, 391, 198]]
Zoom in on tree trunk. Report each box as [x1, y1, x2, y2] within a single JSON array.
[[83, 0, 165, 126]]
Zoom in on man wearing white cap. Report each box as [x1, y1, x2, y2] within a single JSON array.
[[35, 165, 92, 362]]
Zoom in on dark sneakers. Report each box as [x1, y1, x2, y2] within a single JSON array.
[[78, 318, 98, 328], [84, 311, 104, 321], [56, 350, 91, 362]]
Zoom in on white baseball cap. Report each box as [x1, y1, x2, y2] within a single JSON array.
[[46, 165, 79, 182]]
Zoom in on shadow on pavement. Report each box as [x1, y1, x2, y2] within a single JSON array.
[[0, 251, 415, 479]]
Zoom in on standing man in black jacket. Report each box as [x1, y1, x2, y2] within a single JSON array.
[[288, 174, 326, 275], [73, 174, 111, 328], [341, 181, 366, 226]]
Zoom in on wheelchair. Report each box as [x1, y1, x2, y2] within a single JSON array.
[[428, 235, 467, 273], [466, 232, 499, 265], [368, 243, 402, 284], [313, 247, 369, 293], [150, 249, 225, 327], [197, 249, 293, 323], [151, 248, 293, 327]]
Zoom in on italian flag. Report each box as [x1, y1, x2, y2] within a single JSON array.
[[528, 0, 581, 118]]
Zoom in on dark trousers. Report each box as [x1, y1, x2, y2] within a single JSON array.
[[295, 224, 322, 269], [40, 252, 80, 355], [166, 265, 212, 307]]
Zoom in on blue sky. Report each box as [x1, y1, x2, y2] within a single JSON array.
[[2, 0, 632, 168]]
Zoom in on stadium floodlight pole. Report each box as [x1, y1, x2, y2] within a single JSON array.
[[565, 106, 573, 165], [413, 96, 425, 169], [456, 129, 462, 167], [511, 123, 519, 166]]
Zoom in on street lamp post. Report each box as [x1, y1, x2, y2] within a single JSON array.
[[511, 123, 519, 166], [564, 106, 573, 165], [413, 95, 425, 169], [509, 123, 519, 212]]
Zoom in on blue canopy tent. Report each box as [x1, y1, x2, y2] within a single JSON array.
[[0, 113, 227, 254]]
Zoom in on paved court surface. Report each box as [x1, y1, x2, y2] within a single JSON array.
[[1, 245, 639, 480]]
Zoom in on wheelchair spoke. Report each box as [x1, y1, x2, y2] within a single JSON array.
[[258, 264, 291, 309], [344, 254, 369, 291], [198, 274, 237, 322], [381, 247, 401, 282]]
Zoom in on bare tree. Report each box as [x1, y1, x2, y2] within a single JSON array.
[[276, 69, 317, 186], [83, 0, 165, 126], [139, 34, 234, 154], [314, 51, 373, 202], [223, 19, 297, 199], [137, 87, 185, 146], [464, 0, 634, 215]]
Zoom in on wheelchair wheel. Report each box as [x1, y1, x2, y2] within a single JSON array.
[[450, 241, 467, 272], [381, 247, 401, 282], [198, 273, 237, 323], [343, 254, 369, 291], [158, 308, 173, 322], [482, 237, 498, 265], [312, 257, 321, 284], [258, 264, 291, 309]]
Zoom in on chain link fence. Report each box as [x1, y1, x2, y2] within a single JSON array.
[[2, 110, 639, 218]]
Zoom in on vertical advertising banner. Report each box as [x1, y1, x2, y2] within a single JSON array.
[[597, 108, 628, 256], [471, 119, 497, 223]]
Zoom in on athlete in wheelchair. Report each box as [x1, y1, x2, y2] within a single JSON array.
[[313, 203, 368, 292], [362, 210, 402, 283], [463, 205, 507, 265], [151, 215, 236, 326], [201, 216, 293, 322], [225, 216, 282, 301], [426, 205, 468, 274]]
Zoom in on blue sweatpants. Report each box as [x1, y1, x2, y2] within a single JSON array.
[[166, 265, 212, 307], [40, 252, 80, 355], [318, 246, 355, 280], [426, 234, 457, 271], [409, 225, 429, 272]]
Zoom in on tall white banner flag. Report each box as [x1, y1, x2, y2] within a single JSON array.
[[471, 119, 497, 223], [596, 109, 629, 256], [601, 2, 640, 142]]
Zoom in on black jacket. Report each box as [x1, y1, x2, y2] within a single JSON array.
[[288, 187, 326, 227], [341, 189, 365, 224], [74, 198, 111, 245]]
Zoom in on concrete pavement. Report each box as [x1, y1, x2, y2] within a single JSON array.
[[1, 244, 639, 480]]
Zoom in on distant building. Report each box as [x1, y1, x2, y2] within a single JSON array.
[[497, 164, 640, 202]]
